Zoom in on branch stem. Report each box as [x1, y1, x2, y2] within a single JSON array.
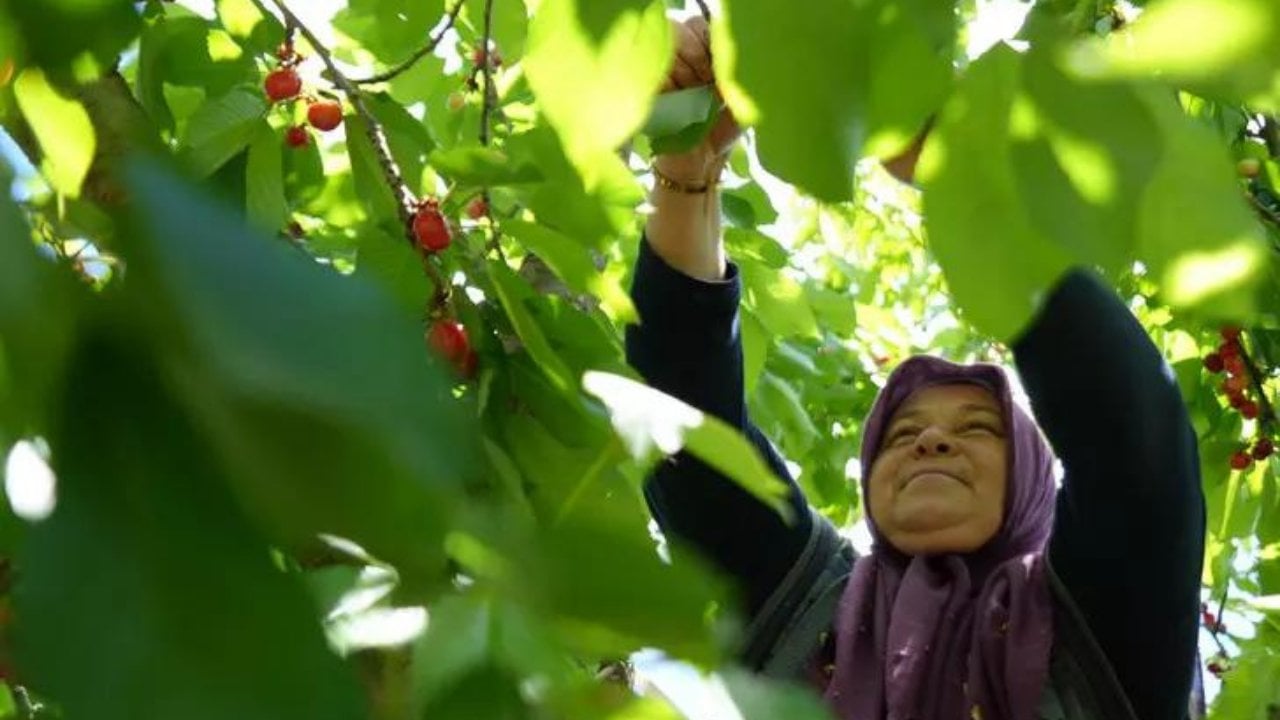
[[351, 1, 465, 85]]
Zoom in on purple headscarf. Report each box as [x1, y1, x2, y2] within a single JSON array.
[[822, 355, 1058, 720]]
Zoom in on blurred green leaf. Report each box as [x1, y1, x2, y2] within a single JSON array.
[[4, 0, 140, 80], [1073, 0, 1280, 111], [334, 0, 447, 64], [920, 44, 1074, 341], [16, 338, 366, 720], [356, 228, 431, 313], [123, 161, 474, 591], [246, 121, 287, 234], [524, 0, 671, 185], [739, 256, 819, 338], [0, 195, 76, 437], [429, 146, 544, 187], [722, 667, 835, 720], [13, 69, 95, 198]]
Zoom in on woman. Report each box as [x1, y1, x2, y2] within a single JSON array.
[[626, 18, 1205, 720]]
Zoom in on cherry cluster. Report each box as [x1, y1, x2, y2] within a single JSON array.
[[263, 41, 344, 148], [1203, 326, 1275, 470]]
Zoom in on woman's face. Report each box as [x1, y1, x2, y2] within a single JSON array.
[[867, 383, 1008, 555]]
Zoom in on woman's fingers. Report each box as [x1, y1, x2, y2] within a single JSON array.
[[675, 22, 714, 85]]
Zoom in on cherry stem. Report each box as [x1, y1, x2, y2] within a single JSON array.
[[1237, 331, 1278, 434], [694, 0, 712, 22], [257, 0, 452, 309], [350, 0, 465, 85]]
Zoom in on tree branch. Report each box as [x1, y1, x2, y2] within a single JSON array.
[[478, 0, 505, 260], [1239, 332, 1278, 432], [260, 0, 451, 308], [350, 1, 465, 85]]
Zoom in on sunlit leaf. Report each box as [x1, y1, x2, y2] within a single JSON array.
[[13, 69, 95, 197]]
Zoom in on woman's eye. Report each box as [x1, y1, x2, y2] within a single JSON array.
[[963, 423, 999, 435], [889, 428, 918, 444]]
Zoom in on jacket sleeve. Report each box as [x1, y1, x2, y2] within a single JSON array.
[[625, 235, 812, 617], [1011, 268, 1205, 720]]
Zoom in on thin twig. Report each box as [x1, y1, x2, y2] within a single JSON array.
[[260, 0, 451, 308], [479, 0, 505, 260], [693, 0, 712, 21], [479, 0, 497, 148], [350, 1, 465, 85]]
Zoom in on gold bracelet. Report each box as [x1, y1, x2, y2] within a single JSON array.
[[652, 164, 718, 194]]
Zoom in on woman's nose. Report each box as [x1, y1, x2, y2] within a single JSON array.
[[913, 426, 954, 455]]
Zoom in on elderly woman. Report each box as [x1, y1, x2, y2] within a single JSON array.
[[626, 18, 1204, 720]]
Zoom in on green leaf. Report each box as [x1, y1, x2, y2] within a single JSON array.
[[333, 0, 447, 64], [714, 0, 952, 201], [739, 256, 819, 338], [643, 87, 720, 154], [15, 338, 366, 720], [752, 371, 819, 458], [488, 260, 576, 391], [411, 594, 493, 711], [180, 87, 268, 177], [919, 44, 1075, 341], [1133, 88, 1270, 317], [582, 371, 793, 520], [429, 146, 544, 187], [356, 228, 432, 313], [346, 112, 402, 223], [463, 0, 529, 61], [367, 92, 437, 191], [723, 182, 779, 229], [507, 127, 643, 248], [523, 0, 672, 185], [6, 0, 140, 80], [1010, 49, 1162, 274], [501, 219, 636, 323], [245, 121, 287, 234], [721, 668, 835, 720], [1210, 628, 1280, 719], [1072, 0, 1280, 112], [13, 69, 96, 197], [217, 0, 285, 55], [0, 195, 77, 437], [644, 87, 715, 137], [122, 160, 475, 591]]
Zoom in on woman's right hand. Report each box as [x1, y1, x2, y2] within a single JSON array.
[[653, 16, 743, 189]]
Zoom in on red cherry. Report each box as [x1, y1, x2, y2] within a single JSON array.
[[1253, 438, 1275, 460], [285, 125, 309, 148], [428, 321, 470, 366], [1230, 450, 1252, 471], [412, 202, 451, 252], [460, 349, 479, 379], [1203, 352, 1225, 373], [1228, 391, 1247, 409], [1221, 325, 1242, 343], [1223, 375, 1247, 395], [1202, 610, 1217, 627], [1224, 354, 1247, 378], [307, 100, 343, 131], [1207, 660, 1225, 677], [1220, 340, 1241, 358], [466, 197, 488, 220], [264, 68, 302, 102], [1241, 401, 1260, 420]]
